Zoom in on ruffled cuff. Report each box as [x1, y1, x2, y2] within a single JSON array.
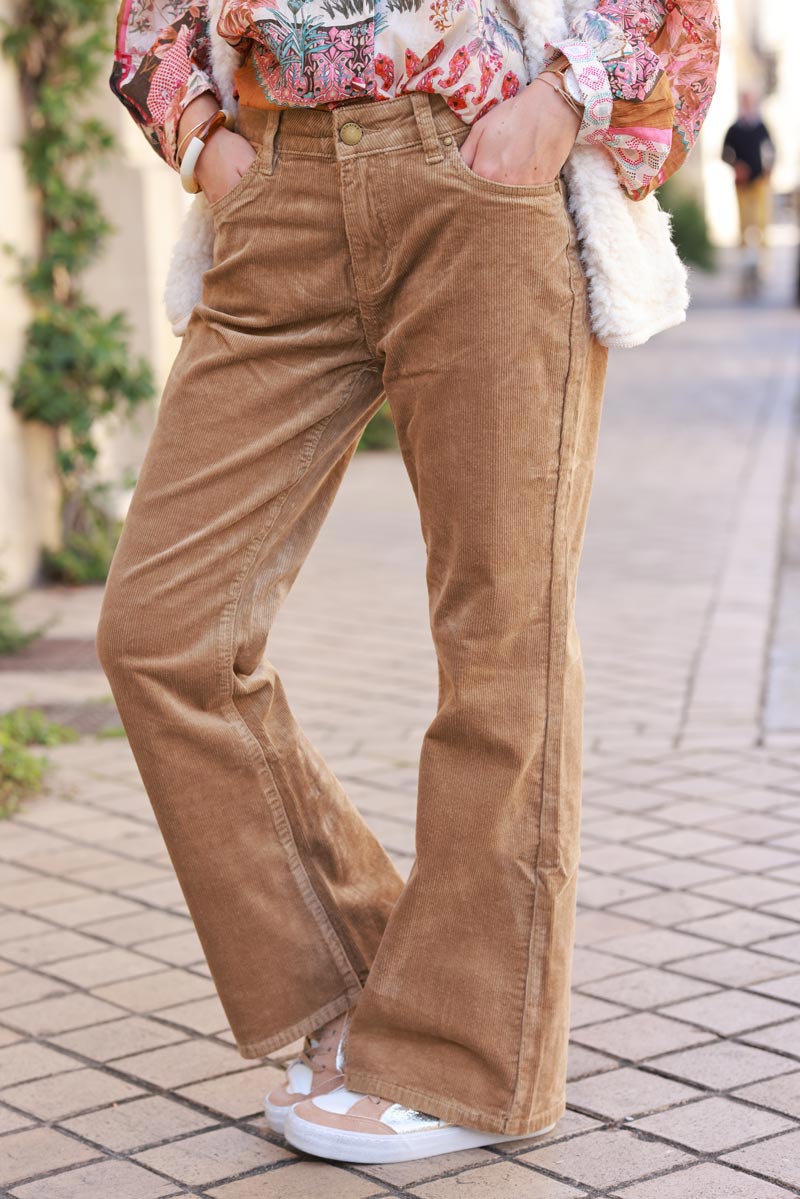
[[163, 72, 222, 172], [543, 37, 614, 146]]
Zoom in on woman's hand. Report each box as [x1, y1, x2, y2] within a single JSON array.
[[177, 93, 257, 204], [194, 129, 258, 204], [457, 77, 582, 187]]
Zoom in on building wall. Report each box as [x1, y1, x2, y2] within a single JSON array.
[[0, 3, 186, 590]]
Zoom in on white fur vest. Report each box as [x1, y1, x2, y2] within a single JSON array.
[[164, 0, 689, 349]]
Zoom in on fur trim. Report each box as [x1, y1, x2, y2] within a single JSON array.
[[163, 0, 242, 335], [562, 146, 688, 349], [163, 0, 690, 348]]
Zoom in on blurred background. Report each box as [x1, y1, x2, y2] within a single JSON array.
[[1, 4, 800, 1198]]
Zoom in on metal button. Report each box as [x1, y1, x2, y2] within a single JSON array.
[[339, 122, 363, 145], [443, 135, 453, 145]]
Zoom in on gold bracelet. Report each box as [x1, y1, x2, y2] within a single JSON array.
[[534, 71, 584, 121], [177, 113, 218, 165]]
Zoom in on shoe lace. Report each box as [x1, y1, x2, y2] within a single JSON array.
[[298, 1023, 338, 1074]]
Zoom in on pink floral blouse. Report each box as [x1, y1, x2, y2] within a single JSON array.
[[110, 0, 720, 201]]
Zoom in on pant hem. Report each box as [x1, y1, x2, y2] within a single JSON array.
[[236, 989, 361, 1059], [342, 1068, 566, 1136]]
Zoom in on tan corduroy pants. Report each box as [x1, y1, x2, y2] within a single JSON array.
[[97, 89, 608, 1136]]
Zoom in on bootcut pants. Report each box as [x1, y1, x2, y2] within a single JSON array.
[[96, 88, 609, 1136]]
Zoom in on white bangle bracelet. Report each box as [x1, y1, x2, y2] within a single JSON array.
[[180, 135, 206, 194], [179, 109, 234, 194]]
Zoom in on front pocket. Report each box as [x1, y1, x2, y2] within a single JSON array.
[[449, 137, 562, 198], [208, 144, 265, 217]]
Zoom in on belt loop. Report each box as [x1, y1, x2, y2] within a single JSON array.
[[260, 109, 281, 175], [410, 91, 444, 164]]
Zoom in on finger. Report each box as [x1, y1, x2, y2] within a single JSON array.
[[458, 129, 480, 167]]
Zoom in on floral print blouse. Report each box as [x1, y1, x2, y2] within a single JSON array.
[[110, 0, 720, 202]]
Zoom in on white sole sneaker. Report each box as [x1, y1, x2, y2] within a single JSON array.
[[264, 1096, 292, 1135], [283, 1108, 557, 1164]]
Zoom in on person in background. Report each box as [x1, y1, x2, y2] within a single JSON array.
[[723, 88, 776, 295]]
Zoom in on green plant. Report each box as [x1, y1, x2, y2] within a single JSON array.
[[658, 179, 716, 271], [1, 0, 154, 582], [0, 588, 48, 654], [358, 397, 397, 451], [0, 707, 77, 818]]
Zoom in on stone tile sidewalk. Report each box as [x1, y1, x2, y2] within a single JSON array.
[[1, 249, 799, 1197]]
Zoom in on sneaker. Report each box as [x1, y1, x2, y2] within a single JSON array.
[[264, 1009, 352, 1134], [283, 1085, 557, 1163]]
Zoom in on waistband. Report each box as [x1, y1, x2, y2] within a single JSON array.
[[235, 91, 469, 165]]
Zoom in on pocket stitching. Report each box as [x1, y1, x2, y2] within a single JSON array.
[[208, 145, 266, 217], [449, 138, 561, 198]]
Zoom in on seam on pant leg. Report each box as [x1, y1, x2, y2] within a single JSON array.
[[505, 213, 588, 1131], [216, 365, 381, 1000]]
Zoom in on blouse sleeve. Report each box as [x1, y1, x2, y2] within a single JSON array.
[[544, 1, 721, 201], [110, 0, 222, 171]]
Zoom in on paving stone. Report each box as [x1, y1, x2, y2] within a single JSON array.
[[598, 929, 720, 966], [520, 1126, 690, 1188], [0, 992, 123, 1036], [82, 910, 191, 947], [0, 1103, 33, 1133], [493, 1108, 605, 1154], [93, 969, 215, 1012], [137, 929, 206, 967], [153, 994, 230, 1035], [133, 1126, 293, 1185], [626, 858, 733, 888], [702, 845, 798, 872], [611, 1161, 794, 1199], [694, 875, 797, 907], [576, 874, 655, 908], [177, 1066, 282, 1118], [60, 1093, 217, 1152], [724, 1131, 800, 1189], [750, 973, 800, 1003], [52, 1015, 189, 1061], [651, 1039, 799, 1090], [1, 929, 103, 967], [407, 1161, 584, 1198], [740, 1013, 800, 1058], [10, 1158, 178, 1199], [670, 948, 798, 987], [0, 1041, 81, 1088], [1, 1064, 144, 1119], [44, 948, 161, 988], [0, 1126, 100, 1186], [567, 1042, 619, 1080], [572, 1012, 711, 1060], [578, 967, 716, 1010], [208, 1161, 388, 1198], [661, 988, 799, 1035], [632, 1095, 796, 1151], [570, 992, 628, 1028], [0, 878, 92, 910], [613, 891, 728, 926], [114, 1038, 253, 1088], [567, 1066, 703, 1120], [347, 1148, 498, 1189], [0, 969, 69, 1010], [733, 1070, 800, 1117], [681, 909, 796, 946]]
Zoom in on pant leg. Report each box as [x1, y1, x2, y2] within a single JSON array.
[[96, 137, 404, 1057], [341, 102, 609, 1134]]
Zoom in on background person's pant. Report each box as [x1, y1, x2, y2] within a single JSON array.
[[96, 89, 608, 1137]]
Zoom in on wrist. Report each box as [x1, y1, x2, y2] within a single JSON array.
[[179, 110, 232, 193], [532, 71, 583, 130]]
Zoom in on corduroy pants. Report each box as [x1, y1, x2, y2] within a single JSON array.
[[96, 88, 608, 1136]]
